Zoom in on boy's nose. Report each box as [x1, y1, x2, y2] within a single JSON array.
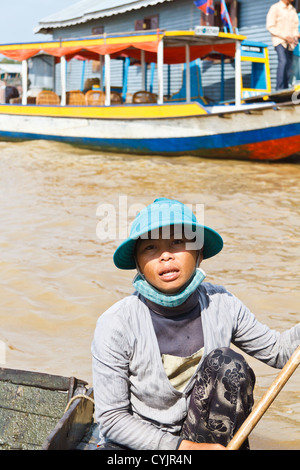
[[160, 250, 174, 261]]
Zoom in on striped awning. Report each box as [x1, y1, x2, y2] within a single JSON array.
[[34, 0, 173, 34]]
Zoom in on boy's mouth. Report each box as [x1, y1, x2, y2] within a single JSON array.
[[158, 268, 180, 282]]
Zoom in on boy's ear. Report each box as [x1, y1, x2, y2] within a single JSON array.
[[197, 249, 204, 266], [134, 256, 143, 275]]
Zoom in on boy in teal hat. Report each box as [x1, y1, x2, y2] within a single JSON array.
[[92, 198, 300, 450]]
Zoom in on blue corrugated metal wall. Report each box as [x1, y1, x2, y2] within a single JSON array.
[[49, 0, 295, 99]]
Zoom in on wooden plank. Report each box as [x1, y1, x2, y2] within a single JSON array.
[[0, 381, 69, 450], [0, 408, 60, 450], [0, 382, 68, 417], [0, 367, 72, 391], [43, 388, 94, 450]]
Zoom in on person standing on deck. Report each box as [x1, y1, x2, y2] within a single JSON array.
[[267, 0, 300, 90]]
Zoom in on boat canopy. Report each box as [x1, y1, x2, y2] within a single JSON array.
[[0, 29, 246, 106], [0, 30, 245, 63]]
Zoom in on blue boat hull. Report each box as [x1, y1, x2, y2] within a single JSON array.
[[0, 102, 300, 160]]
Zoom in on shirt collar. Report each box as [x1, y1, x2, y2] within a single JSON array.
[[280, 1, 292, 9], [144, 290, 200, 317]]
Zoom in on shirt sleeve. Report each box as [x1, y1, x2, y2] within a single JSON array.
[[266, 5, 284, 39], [230, 294, 300, 368], [292, 12, 299, 37], [91, 310, 181, 450]]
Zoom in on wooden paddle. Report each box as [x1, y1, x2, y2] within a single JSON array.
[[227, 344, 300, 450]]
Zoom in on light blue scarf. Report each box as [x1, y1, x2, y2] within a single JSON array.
[[133, 268, 206, 308]]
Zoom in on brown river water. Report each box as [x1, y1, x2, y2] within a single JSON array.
[[0, 140, 299, 450]]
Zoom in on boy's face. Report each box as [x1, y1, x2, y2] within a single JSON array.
[[135, 228, 201, 294]]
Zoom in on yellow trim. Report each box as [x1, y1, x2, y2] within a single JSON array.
[[163, 30, 246, 41], [0, 34, 164, 52], [0, 103, 208, 119], [240, 48, 272, 94], [0, 41, 61, 52], [218, 32, 247, 41], [164, 30, 195, 38], [264, 48, 272, 93], [241, 57, 267, 63], [0, 30, 246, 53], [242, 88, 269, 93]]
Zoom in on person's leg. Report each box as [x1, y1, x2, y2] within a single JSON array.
[[275, 44, 288, 90], [284, 48, 294, 88], [181, 348, 255, 449]]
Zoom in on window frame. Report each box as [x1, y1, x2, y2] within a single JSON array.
[[134, 14, 159, 31]]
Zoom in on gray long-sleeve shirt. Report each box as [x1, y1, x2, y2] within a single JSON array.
[[91, 283, 300, 450]]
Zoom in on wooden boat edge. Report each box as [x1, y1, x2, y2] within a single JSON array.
[[42, 387, 95, 450], [0, 366, 87, 395], [0, 367, 92, 450]]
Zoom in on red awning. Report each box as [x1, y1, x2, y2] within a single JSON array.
[[0, 40, 160, 62], [120, 43, 237, 64], [0, 48, 40, 61], [0, 39, 236, 64]]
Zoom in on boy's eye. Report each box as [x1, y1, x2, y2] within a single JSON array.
[[172, 239, 185, 245], [144, 243, 156, 251]]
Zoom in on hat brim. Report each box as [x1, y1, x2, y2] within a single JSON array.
[[113, 223, 223, 270]]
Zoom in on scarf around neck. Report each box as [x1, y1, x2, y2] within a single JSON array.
[[133, 268, 206, 308]]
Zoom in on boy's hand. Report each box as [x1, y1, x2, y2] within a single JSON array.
[[178, 439, 226, 450]]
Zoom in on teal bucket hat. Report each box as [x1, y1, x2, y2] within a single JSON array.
[[113, 198, 223, 270]]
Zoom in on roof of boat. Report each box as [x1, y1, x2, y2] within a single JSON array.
[[0, 29, 246, 53]]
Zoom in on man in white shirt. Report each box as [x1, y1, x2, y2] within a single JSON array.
[[267, 0, 299, 90]]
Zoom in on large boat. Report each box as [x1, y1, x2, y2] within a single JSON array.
[[0, 28, 299, 161]]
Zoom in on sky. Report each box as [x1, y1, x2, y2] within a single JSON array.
[[0, 0, 77, 45]]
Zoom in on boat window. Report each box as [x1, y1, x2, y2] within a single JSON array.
[[134, 15, 159, 31], [92, 26, 104, 35]]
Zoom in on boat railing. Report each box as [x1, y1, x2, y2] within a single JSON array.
[[6, 89, 162, 107], [7, 89, 127, 106]]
